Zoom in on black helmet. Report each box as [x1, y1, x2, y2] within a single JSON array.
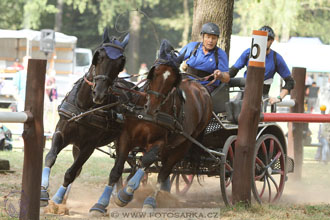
[[200, 22, 220, 36], [259, 25, 275, 40]]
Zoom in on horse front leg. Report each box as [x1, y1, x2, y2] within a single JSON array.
[[90, 131, 131, 214], [51, 144, 94, 204], [40, 131, 66, 206]]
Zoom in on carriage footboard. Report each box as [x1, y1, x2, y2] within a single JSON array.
[[286, 156, 294, 173]]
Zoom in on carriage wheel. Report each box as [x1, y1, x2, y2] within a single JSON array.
[[252, 134, 286, 203], [170, 174, 194, 196], [220, 135, 237, 206]]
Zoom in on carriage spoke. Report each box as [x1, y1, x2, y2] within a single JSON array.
[[182, 175, 190, 185], [255, 171, 266, 181], [271, 169, 284, 175], [228, 146, 234, 159], [225, 163, 233, 172], [261, 142, 269, 164], [268, 151, 282, 168], [266, 176, 272, 203], [256, 156, 266, 168], [268, 139, 274, 160], [268, 174, 279, 195], [259, 177, 267, 198]]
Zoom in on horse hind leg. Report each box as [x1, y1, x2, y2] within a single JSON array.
[[142, 142, 190, 209]]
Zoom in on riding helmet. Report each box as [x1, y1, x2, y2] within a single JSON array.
[[259, 25, 275, 40], [200, 22, 220, 36]]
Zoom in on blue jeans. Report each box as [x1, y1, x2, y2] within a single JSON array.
[[315, 137, 329, 162]]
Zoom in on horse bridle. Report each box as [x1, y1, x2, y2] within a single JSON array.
[[144, 66, 180, 114], [84, 43, 125, 91]]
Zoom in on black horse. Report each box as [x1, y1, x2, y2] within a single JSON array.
[[40, 29, 131, 206]]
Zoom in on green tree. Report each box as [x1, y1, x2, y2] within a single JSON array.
[[191, 0, 234, 56], [0, 0, 25, 29], [234, 0, 330, 43]]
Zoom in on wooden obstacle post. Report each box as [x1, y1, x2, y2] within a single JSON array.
[[19, 59, 46, 220], [232, 30, 267, 205], [287, 67, 306, 180], [232, 65, 265, 204]]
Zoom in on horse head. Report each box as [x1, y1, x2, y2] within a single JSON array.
[[91, 28, 129, 104], [144, 39, 185, 115]]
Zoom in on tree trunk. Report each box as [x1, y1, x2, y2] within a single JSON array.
[[127, 10, 141, 78], [192, 0, 234, 57], [180, 0, 190, 47], [54, 0, 64, 32]]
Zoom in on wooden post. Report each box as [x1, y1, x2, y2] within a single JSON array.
[[288, 67, 306, 180], [20, 59, 46, 220], [232, 65, 265, 204]]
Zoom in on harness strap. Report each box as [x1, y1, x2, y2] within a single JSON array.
[[187, 66, 214, 80], [58, 101, 119, 131]]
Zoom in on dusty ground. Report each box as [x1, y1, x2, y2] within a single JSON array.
[[2, 164, 329, 220]]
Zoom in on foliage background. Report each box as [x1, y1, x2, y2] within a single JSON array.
[[0, 0, 329, 73]]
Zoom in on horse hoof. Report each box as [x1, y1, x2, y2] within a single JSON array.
[[142, 196, 156, 210], [89, 203, 107, 215], [115, 189, 133, 207], [40, 200, 49, 207], [40, 189, 49, 201]]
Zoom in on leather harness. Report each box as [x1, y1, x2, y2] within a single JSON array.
[[57, 78, 119, 131]]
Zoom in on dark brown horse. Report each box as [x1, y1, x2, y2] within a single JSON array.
[[40, 29, 130, 206], [90, 40, 213, 212]]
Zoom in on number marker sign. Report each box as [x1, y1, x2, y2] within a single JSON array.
[[249, 30, 268, 67]]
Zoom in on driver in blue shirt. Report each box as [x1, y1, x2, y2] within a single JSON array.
[[180, 22, 230, 93], [229, 26, 295, 107]]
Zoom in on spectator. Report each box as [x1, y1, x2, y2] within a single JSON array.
[[118, 68, 132, 82], [10, 58, 24, 72], [0, 124, 13, 151], [13, 56, 30, 112], [137, 63, 149, 86], [306, 82, 319, 113], [45, 69, 57, 102], [315, 113, 330, 164]]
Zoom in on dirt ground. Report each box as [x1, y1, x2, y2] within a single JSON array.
[[2, 164, 330, 220]]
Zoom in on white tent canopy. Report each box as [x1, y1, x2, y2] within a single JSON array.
[[229, 35, 330, 74], [0, 29, 77, 44]]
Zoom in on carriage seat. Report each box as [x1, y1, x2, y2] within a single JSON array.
[[211, 77, 245, 115], [211, 78, 245, 123], [211, 83, 229, 113]]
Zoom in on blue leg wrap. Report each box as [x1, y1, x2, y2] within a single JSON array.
[[115, 169, 145, 206], [97, 185, 113, 207], [52, 185, 67, 204], [41, 167, 51, 189], [126, 169, 145, 193], [143, 196, 156, 208]]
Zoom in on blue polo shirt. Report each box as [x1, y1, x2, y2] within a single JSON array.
[[180, 42, 229, 86], [233, 48, 291, 80]]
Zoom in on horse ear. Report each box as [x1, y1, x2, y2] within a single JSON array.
[[120, 33, 129, 49], [159, 40, 167, 59], [102, 28, 110, 43], [174, 50, 186, 65]]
